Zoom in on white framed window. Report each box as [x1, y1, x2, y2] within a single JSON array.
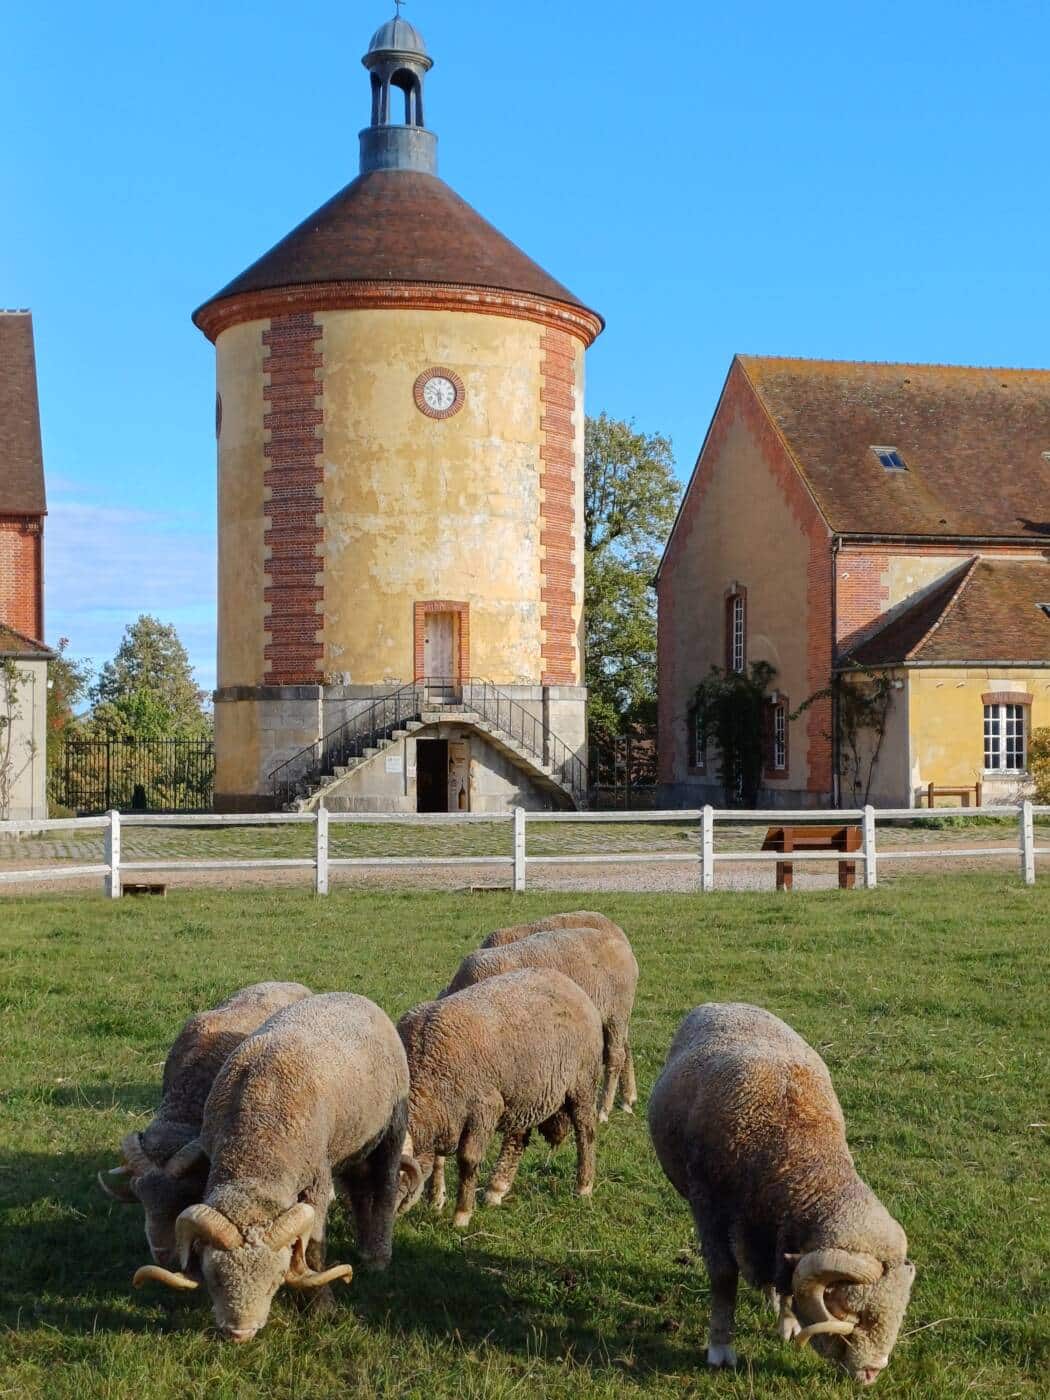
[[731, 596, 745, 671], [983, 703, 1026, 772], [772, 703, 787, 771]]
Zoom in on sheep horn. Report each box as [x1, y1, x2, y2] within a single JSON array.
[[97, 1166, 138, 1202], [288, 1263, 354, 1290], [399, 1155, 424, 1196], [133, 1264, 199, 1291], [164, 1139, 206, 1179], [175, 1204, 243, 1269], [119, 1131, 154, 1177], [263, 1202, 316, 1252], [792, 1249, 883, 1347]]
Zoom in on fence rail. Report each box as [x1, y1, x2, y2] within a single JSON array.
[[1, 803, 1048, 896]]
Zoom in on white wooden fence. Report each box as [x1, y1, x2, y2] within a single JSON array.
[[0, 803, 1047, 896]]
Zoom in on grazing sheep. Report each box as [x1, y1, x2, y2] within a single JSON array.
[[480, 910, 626, 950], [99, 980, 312, 1265], [397, 969, 603, 1229], [132, 993, 415, 1343], [443, 923, 638, 1119], [648, 1003, 915, 1386]]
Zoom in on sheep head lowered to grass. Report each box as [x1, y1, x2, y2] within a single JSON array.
[[133, 993, 410, 1342], [134, 1202, 352, 1341], [648, 1002, 915, 1386], [98, 979, 313, 1257]]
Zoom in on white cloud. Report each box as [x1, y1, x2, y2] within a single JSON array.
[[44, 498, 217, 692]]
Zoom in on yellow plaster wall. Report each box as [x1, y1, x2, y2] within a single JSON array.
[[216, 321, 268, 687], [907, 668, 1050, 799], [661, 412, 813, 786], [319, 307, 557, 685]]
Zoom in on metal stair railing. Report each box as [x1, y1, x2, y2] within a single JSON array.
[[269, 676, 589, 808], [451, 679, 588, 807], [269, 680, 425, 807]]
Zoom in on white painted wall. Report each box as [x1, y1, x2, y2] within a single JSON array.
[[0, 657, 48, 820]]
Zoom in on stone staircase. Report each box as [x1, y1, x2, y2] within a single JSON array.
[[269, 679, 588, 811]]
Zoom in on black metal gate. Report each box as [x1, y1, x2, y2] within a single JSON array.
[[50, 738, 215, 814]]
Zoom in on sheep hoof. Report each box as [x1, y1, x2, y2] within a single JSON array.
[[452, 1210, 472, 1229], [707, 1345, 738, 1369], [576, 1182, 594, 1198], [620, 1103, 635, 1116], [778, 1314, 801, 1342], [484, 1188, 506, 1206], [598, 1110, 610, 1124]]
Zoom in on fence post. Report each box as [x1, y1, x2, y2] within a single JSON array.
[[315, 806, 329, 896], [862, 805, 877, 889], [513, 807, 526, 893], [1020, 800, 1035, 886], [104, 809, 121, 899], [701, 806, 715, 892]]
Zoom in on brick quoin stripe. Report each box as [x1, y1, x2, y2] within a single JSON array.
[[0, 516, 44, 640], [539, 330, 579, 686], [261, 314, 325, 685]]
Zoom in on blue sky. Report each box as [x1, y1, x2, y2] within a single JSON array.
[[4, 1, 1049, 693]]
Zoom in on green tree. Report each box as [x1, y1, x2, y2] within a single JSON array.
[[87, 616, 210, 739], [46, 637, 92, 768], [1029, 726, 1050, 804], [584, 413, 679, 736]]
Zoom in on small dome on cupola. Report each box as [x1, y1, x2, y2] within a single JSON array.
[[365, 16, 430, 64]]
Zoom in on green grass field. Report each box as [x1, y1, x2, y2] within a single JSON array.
[[1, 880, 1046, 1398]]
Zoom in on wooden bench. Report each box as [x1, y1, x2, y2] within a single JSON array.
[[762, 825, 862, 891], [921, 782, 982, 809]]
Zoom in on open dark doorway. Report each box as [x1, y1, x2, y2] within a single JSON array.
[[416, 739, 449, 813]]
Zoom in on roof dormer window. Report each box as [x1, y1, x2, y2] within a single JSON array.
[[872, 446, 907, 472]]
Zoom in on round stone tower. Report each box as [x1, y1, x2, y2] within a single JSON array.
[[194, 14, 603, 812]]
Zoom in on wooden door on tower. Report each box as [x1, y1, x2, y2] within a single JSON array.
[[424, 611, 460, 701]]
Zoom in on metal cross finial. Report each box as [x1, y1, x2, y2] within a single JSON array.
[[394, 0, 406, 15]]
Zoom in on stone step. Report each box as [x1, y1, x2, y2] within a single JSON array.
[[405, 720, 424, 732], [363, 747, 379, 759]]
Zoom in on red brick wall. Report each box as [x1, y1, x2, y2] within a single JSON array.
[[0, 515, 43, 639], [261, 314, 325, 686], [539, 330, 579, 686]]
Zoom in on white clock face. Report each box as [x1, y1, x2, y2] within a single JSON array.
[[423, 375, 457, 412]]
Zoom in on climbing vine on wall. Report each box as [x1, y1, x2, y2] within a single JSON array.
[[793, 665, 895, 806], [692, 661, 777, 808], [0, 659, 34, 821]]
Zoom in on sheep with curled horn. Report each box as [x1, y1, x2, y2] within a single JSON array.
[[648, 1003, 915, 1386], [133, 993, 415, 1343], [99, 981, 312, 1265]]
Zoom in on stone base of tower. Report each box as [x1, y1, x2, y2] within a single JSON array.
[[213, 683, 588, 813]]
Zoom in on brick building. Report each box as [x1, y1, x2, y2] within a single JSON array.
[[656, 356, 1050, 808], [0, 310, 51, 819], [194, 17, 602, 812]]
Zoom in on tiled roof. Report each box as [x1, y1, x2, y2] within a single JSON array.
[[0, 623, 53, 659], [845, 558, 1050, 666], [738, 356, 1050, 539], [194, 169, 595, 325], [0, 311, 46, 516]]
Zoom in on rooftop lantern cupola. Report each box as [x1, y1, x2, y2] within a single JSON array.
[[360, 9, 437, 176]]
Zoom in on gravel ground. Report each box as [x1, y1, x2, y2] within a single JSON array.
[[0, 847, 1032, 898]]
